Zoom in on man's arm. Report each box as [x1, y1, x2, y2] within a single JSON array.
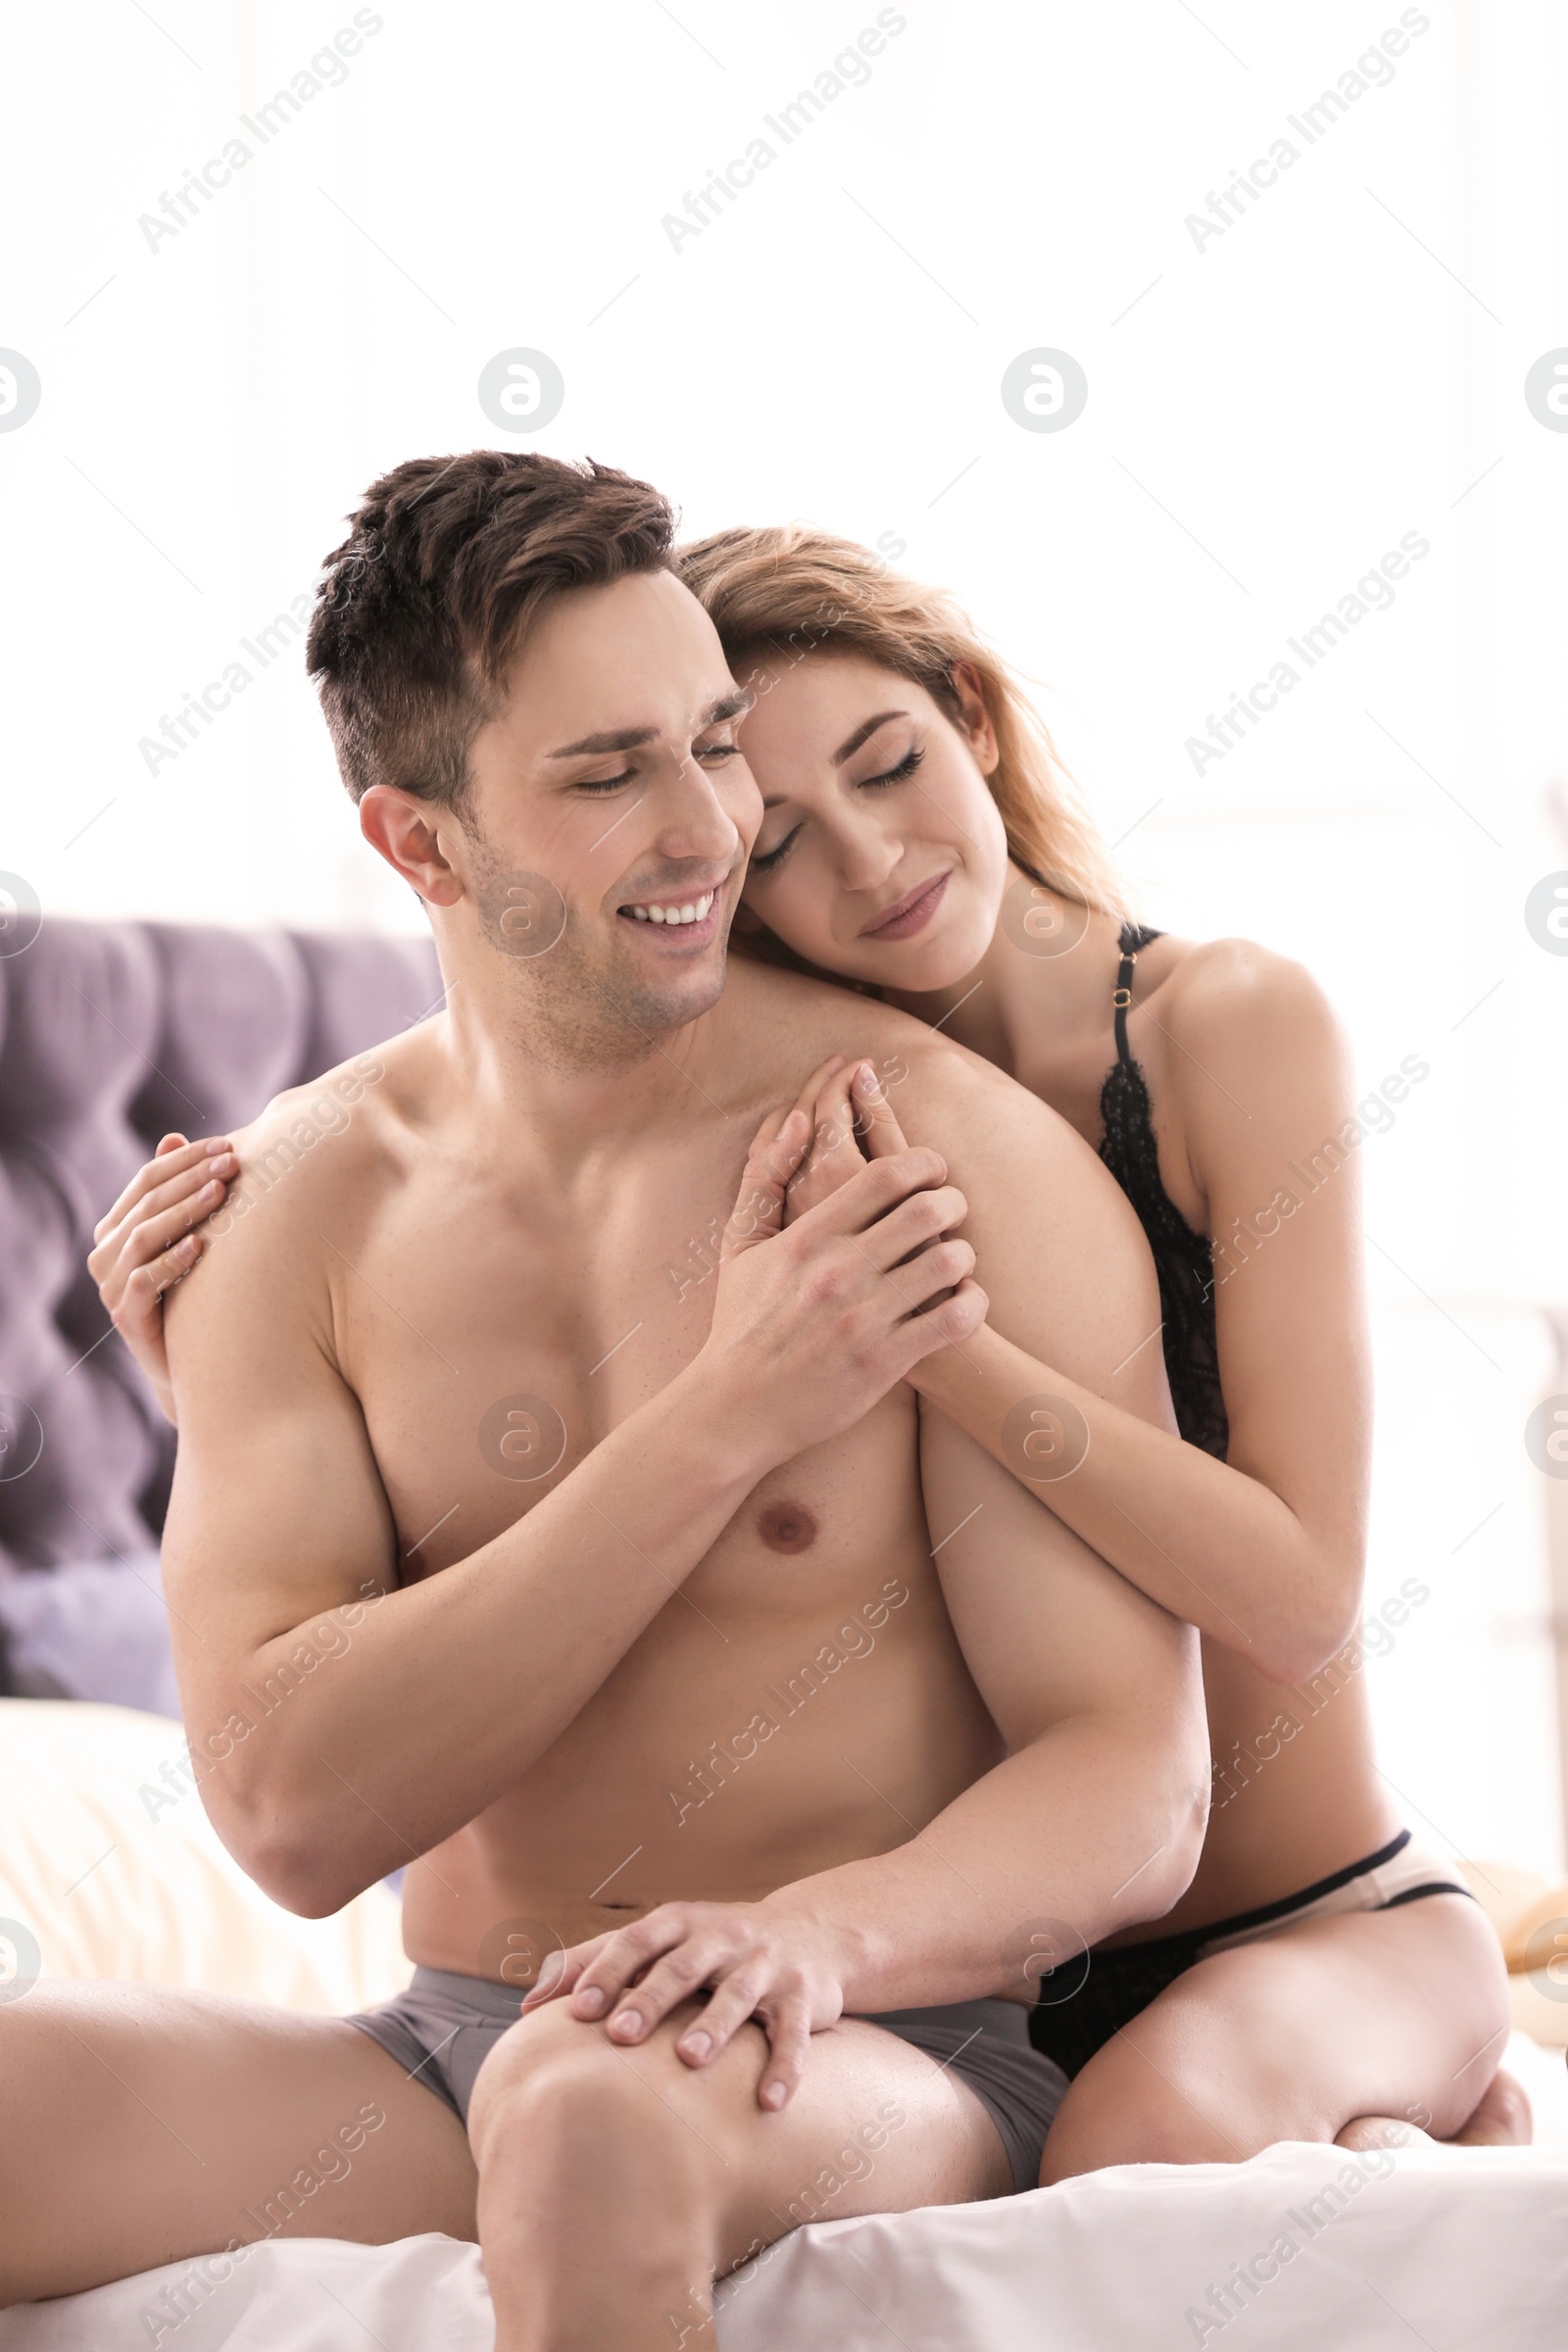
[[161, 1094, 985, 1917], [523, 1043, 1208, 2104]]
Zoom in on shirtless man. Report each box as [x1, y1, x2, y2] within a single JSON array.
[[1, 454, 1206, 2349]]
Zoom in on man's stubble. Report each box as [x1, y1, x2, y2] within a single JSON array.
[[467, 840, 732, 1077]]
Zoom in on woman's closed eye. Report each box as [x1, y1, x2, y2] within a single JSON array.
[[751, 744, 927, 875], [751, 823, 802, 875], [855, 743, 925, 792]]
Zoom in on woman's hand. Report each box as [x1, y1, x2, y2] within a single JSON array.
[[520, 1900, 856, 2110], [699, 1079, 984, 1467], [87, 1134, 237, 1424], [783, 1056, 913, 1223]]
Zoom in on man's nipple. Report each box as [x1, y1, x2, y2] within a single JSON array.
[[757, 1501, 818, 1555]]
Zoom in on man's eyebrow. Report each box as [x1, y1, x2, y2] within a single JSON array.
[[547, 691, 754, 761], [831, 710, 909, 766], [703, 688, 756, 727], [548, 724, 659, 760]]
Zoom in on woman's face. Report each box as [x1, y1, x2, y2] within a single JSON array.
[[734, 650, 1010, 992]]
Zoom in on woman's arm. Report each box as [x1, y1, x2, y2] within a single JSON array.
[[810, 954, 1372, 1685]]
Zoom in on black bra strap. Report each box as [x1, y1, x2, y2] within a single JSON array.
[[1113, 921, 1163, 1063]]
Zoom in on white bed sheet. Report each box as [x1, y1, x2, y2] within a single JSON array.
[[7, 2033, 1565, 2351]]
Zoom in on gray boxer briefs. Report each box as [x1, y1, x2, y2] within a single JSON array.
[[348, 1966, 1066, 2194]]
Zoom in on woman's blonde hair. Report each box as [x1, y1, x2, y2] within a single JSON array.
[[676, 524, 1127, 916]]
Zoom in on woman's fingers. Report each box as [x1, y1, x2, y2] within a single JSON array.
[[727, 1059, 847, 1250], [780, 1059, 862, 1221], [788, 1054, 911, 1224], [90, 1161, 236, 1300], [794, 1054, 846, 1123], [123, 1235, 204, 1319], [124, 1180, 229, 1262], [92, 1136, 227, 1243], [851, 1060, 910, 1158], [807, 1062, 867, 1176], [723, 1107, 810, 1254]]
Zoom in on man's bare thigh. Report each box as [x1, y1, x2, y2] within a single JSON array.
[[0, 1983, 475, 2305], [468, 1994, 1012, 2277]]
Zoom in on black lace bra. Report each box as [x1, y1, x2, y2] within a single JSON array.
[[1097, 923, 1230, 1460]]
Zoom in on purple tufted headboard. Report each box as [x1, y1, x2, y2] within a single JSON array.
[[0, 916, 441, 1711]]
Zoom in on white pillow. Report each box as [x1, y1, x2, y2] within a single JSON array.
[[0, 1699, 412, 2013]]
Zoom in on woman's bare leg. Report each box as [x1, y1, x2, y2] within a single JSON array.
[[1039, 1893, 1511, 2182]]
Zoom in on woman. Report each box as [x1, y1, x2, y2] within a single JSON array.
[[89, 525, 1520, 2177]]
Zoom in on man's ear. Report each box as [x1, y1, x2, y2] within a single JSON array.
[[949, 662, 1001, 776], [359, 786, 466, 906]]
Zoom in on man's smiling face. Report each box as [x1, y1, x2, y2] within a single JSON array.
[[460, 568, 761, 1066]]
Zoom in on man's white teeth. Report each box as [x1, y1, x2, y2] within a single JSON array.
[[627, 892, 713, 926]]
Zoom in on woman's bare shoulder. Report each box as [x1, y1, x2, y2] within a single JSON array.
[[1146, 936, 1353, 1178], [1152, 935, 1347, 1071]]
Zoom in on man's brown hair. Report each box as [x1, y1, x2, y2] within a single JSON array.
[[307, 451, 677, 811]]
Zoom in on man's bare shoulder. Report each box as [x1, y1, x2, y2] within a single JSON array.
[[164, 1024, 431, 1364], [226, 1025, 430, 1225], [722, 956, 1128, 1219]]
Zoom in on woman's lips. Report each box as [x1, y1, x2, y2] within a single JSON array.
[[860, 869, 951, 942]]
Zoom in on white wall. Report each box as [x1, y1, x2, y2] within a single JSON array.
[[4, 0, 1566, 1867]]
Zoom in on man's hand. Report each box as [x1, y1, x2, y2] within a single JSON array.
[[521, 1901, 853, 2111], [697, 1073, 986, 1465]]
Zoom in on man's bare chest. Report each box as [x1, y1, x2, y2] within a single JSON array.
[[330, 1144, 929, 1609]]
